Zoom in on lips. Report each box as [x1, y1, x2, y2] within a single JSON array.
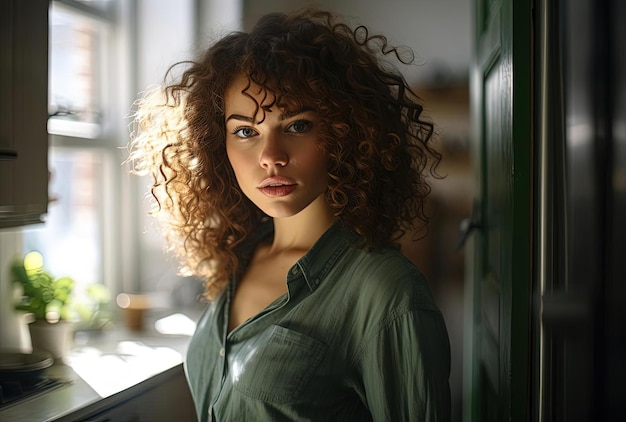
[[257, 177, 297, 197]]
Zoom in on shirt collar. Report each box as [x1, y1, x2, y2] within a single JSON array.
[[294, 221, 356, 292], [250, 220, 357, 292]]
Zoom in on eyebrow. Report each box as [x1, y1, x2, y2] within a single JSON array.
[[279, 106, 316, 120], [225, 106, 316, 124], [225, 114, 254, 123]]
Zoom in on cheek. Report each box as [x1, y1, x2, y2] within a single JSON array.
[[226, 146, 246, 177], [302, 150, 329, 186], [225, 146, 235, 168], [308, 147, 328, 172]]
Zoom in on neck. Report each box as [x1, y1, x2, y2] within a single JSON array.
[[269, 195, 336, 253]]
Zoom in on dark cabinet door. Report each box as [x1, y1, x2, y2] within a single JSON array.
[[465, 0, 533, 420], [0, 0, 49, 228]]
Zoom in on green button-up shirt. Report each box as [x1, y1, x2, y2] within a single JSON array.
[[185, 222, 451, 421]]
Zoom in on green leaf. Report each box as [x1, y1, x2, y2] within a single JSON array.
[[10, 261, 30, 284], [11, 252, 76, 322], [55, 277, 74, 290], [41, 288, 55, 303]]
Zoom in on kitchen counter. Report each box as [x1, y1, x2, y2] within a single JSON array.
[[0, 310, 199, 422]]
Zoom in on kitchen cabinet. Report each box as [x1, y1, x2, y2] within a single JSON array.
[[0, 0, 49, 229]]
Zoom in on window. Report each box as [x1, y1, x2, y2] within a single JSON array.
[[22, 0, 122, 297], [48, 2, 107, 139], [21, 0, 213, 313]]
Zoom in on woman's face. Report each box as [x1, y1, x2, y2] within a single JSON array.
[[224, 75, 329, 219]]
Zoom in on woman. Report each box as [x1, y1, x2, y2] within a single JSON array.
[[130, 9, 450, 421]]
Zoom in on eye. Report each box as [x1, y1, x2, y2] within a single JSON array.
[[286, 120, 313, 134], [232, 127, 258, 139]]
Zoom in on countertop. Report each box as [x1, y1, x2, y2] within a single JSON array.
[[0, 310, 199, 422]]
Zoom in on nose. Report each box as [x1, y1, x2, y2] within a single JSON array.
[[260, 136, 288, 168]]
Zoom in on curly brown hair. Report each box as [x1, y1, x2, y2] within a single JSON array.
[[128, 9, 441, 300]]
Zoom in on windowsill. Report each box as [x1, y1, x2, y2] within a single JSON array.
[[0, 308, 201, 422], [47, 119, 102, 139]]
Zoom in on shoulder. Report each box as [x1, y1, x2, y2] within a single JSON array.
[[336, 243, 440, 313], [329, 244, 449, 369]]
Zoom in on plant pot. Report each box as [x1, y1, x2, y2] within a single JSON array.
[[28, 320, 74, 361]]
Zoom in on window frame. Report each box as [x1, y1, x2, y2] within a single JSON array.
[[22, 0, 138, 296]]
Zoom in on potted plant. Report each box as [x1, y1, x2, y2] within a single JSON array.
[[10, 251, 112, 360]]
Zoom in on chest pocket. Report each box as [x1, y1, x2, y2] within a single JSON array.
[[231, 325, 327, 403]]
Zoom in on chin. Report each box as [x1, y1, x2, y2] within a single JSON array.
[[255, 199, 314, 219], [260, 206, 304, 219], [252, 192, 327, 220]]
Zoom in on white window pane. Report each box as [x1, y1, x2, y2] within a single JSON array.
[[48, 3, 108, 138], [23, 149, 104, 287]]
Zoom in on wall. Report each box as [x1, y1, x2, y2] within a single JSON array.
[[0, 230, 31, 351]]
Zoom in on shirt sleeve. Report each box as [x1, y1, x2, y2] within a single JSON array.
[[356, 308, 451, 422]]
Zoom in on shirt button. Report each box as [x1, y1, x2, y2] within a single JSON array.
[[219, 347, 225, 357], [291, 266, 299, 275]]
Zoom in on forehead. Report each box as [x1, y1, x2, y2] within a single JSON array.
[[224, 74, 274, 115], [224, 73, 310, 121]]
